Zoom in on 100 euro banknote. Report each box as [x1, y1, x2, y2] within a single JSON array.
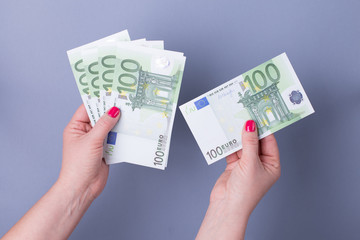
[[180, 53, 314, 165], [103, 45, 186, 169]]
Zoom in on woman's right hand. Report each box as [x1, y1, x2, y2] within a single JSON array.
[[196, 120, 281, 240]]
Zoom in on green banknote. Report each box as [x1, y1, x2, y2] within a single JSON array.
[[67, 30, 131, 126], [82, 48, 102, 120], [98, 43, 119, 115], [103, 44, 186, 169], [180, 53, 314, 165]]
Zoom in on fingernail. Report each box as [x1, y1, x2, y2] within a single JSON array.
[[245, 120, 256, 132], [108, 106, 120, 118]]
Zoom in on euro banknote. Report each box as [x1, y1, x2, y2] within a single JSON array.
[[103, 45, 186, 169], [67, 30, 185, 169], [180, 53, 314, 165]]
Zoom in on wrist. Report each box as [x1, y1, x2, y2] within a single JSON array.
[[55, 176, 95, 207], [197, 199, 250, 240], [208, 199, 250, 225]]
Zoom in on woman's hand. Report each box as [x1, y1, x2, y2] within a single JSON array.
[[196, 120, 281, 240], [2, 105, 120, 240], [60, 104, 121, 200]]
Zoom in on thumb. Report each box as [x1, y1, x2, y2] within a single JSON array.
[[90, 106, 121, 142], [241, 120, 259, 159]]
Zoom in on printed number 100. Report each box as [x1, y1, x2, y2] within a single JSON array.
[[117, 59, 140, 93], [206, 147, 224, 160], [243, 63, 281, 93]]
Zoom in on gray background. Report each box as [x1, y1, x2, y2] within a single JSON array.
[[0, 0, 359, 239]]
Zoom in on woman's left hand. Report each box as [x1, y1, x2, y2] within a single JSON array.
[[2, 104, 121, 240], [60, 104, 121, 200]]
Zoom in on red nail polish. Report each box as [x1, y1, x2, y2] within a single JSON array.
[[108, 107, 120, 118], [245, 120, 256, 132]]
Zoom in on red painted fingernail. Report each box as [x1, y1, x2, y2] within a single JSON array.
[[108, 107, 120, 118], [245, 120, 256, 132]]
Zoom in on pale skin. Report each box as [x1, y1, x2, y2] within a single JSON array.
[[2, 104, 280, 240]]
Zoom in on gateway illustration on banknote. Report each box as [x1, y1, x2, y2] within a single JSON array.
[[238, 79, 295, 135], [126, 69, 180, 114], [180, 53, 314, 165]]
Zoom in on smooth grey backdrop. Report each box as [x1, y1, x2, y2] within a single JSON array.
[[1, 0, 359, 239]]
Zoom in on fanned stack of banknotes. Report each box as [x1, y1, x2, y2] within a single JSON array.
[[68, 30, 314, 170], [67, 30, 186, 170]]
